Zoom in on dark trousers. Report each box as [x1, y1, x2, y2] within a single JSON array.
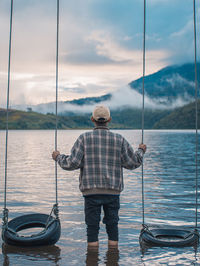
[[84, 195, 120, 242]]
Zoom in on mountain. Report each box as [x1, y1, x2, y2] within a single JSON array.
[[24, 62, 199, 114], [65, 94, 112, 105], [129, 63, 200, 104], [153, 100, 200, 129], [4, 62, 199, 129]]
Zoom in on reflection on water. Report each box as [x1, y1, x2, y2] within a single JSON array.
[[85, 248, 100, 266], [2, 244, 61, 266], [104, 248, 120, 266], [85, 247, 119, 266], [0, 130, 199, 265]]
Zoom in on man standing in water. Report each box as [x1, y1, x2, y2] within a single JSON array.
[[52, 105, 146, 248]]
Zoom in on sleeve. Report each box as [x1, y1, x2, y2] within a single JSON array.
[[121, 138, 144, 170], [56, 135, 84, 170]]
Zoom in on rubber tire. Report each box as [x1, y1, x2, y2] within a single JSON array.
[[140, 228, 199, 247], [2, 213, 61, 247]]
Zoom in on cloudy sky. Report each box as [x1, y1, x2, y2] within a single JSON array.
[[0, 0, 199, 108]]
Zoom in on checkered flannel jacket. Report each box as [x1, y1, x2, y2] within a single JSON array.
[[56, 127, 144, 193]]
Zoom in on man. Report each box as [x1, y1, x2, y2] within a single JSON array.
[[52, 105, 146, 248]]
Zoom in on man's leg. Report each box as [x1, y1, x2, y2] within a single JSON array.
[[103, 195, 120, 248], [108, 240, 118, 247], [84, 196, 101, 248]]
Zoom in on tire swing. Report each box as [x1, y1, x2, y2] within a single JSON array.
[[2, 0, 61, 247], [139, 0, 199, 248]]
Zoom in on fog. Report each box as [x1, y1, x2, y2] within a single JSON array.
[[14, 86, 191, 115]]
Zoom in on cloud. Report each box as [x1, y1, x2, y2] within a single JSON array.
[[13, 86, 144, 114], [167, 7, 200, 63], [87, 31, 134, 63], [99, 86, 190, 111], [15, 85, 190, 116], [62, 49, 113, 65], [0, 0, 197, 108], [87, 31, 170, 69], [166, 73, 195, 89]]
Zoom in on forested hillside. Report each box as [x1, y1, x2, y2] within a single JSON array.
[[0, 100, 199, 129]]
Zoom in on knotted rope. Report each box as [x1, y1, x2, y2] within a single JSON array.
[[141, 0, 146, 227], [3, 0, 13, 228]]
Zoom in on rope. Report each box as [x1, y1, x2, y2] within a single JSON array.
[[3, 1, 60, 230], [141, 0, 146, 227], [45, 0, 60, 226], [193, 0, 198, 230], [3, 0, 13, 227], [54, 0, 60, 218]]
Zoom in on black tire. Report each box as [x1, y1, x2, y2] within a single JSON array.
[[139, 228, 199, 247], [2, 213, 61, 247]]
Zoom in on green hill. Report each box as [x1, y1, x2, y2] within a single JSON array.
[[0, 108, 170, 130], [0, 109, 92, 129], [153, 100, 200, 129], [0, 101, 199, 130], [110, 108, 170, 129]]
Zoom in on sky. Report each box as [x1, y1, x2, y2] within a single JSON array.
[[0, 0, 199, 109]]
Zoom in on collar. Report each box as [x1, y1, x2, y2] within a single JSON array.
[[94, 126, 109, 130]]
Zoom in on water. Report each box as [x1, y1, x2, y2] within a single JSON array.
[[0, 129, 199, 265]]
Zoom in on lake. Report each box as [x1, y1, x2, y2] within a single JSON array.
[[0, 129, 199, 265]]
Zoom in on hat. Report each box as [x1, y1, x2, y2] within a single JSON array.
[[92, 105, 110, 122]]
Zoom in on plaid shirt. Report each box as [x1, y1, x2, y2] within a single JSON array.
[[56, 127, 144, 194]]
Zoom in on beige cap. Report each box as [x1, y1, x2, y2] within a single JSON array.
[[92, 105, 110, 122]]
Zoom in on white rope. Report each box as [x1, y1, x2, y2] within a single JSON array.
[[193, 0, 198, 230], [3, 0, 13, 226], [141, 0, 146, 226], [54, 0, 60, 216]]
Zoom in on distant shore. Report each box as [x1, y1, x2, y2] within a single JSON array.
[[0, 100, 199, 130]]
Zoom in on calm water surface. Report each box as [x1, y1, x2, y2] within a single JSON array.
[[0, 129, 199, 265]]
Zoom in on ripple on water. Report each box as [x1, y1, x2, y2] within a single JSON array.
[[0, 130, 199, 265]]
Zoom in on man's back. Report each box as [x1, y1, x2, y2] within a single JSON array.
[[80, 127, 125, 194], [55, 126, 144, 195]]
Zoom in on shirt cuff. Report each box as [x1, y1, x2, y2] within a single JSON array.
[[138, 148, 145, 154], [55, 154, 61, 162]]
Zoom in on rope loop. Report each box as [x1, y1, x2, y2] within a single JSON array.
[[2, 208, 9, 229], [183, 229, 199, 240], [53, 203, 59, 220], [141, 224, 155, 238], [45, 204, 60, 230]]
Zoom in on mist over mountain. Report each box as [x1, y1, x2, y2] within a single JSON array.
[[1, 100, 199, 129], [66, 94, 112, 106], [3, 61, 200, 130], [15, 62, 199, 115], [129, 63, 200, 105], [25, 94, 112, 115]]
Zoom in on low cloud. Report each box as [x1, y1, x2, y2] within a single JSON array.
[[166, 73, 194, 89], [16, 85, 190, 115]]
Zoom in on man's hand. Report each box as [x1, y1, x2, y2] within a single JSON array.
[[52, 151, 60, 161], [139, 144, 147, 153]]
